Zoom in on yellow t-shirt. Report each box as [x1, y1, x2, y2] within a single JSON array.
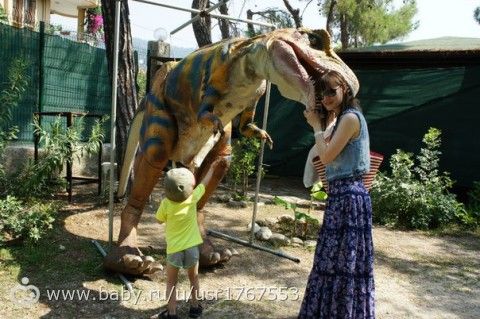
[[156, 184, 205, 254]]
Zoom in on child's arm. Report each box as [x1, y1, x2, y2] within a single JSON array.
[[198, 158, 223, 187]]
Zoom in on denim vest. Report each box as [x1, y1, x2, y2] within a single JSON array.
[[326, 108, 370, 182]]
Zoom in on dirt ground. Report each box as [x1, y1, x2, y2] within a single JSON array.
[[1, 176, 479, 319]]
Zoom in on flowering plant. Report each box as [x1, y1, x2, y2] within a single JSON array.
[[85, 6, 104, 43]]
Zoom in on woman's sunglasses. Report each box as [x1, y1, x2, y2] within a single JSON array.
[[321, 86, 340, 98]]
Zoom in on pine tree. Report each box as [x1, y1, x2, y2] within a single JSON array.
[[316, 0, 418, 49]]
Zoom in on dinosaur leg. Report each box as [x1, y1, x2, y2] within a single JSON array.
[[194, 123, 237, 267], [104, 107, 175, 276]]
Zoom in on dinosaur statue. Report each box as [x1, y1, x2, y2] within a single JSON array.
[[103, 28, 359, 276]]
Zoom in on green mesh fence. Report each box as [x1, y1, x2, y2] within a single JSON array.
[[0, 22, 111, 142]]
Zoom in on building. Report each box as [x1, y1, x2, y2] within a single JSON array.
[[0, 0, 98, 36]]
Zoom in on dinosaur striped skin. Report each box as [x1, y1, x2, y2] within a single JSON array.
[[104, 28, 359, 276]]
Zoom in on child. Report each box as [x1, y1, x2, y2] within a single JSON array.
[[155, 167, 207, 319]]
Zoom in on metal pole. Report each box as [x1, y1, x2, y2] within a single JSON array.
[[133, 0, 206, 14], [170, 0, 226, 35], [249, 81, 272, 244], [92, 240, 134, 293], [132, 0, 275, 33], [208, 229, 300, 263], [108, 0, 121, 247], [208, 12, 274, 28]]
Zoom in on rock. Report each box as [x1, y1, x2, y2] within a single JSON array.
[[247, 222, 261, 234], [226, 199, 248, 208], [255, 227, 272, 241], [291, 237, 304, 246], [296, 218, 307, 225], [59, 244, 66, 251], [268, 233, 290, 246], [278, 214, 295, 223], [264, 217, 278, 227], [256, 219, 267, 227], [304, 240, 317, 248]]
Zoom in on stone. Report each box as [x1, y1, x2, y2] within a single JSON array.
[[291, 237, 304, 246], [226, 200, 248, 208], [278, 214, 295, 223], [304, 240, 317, 248], [268, 233, 290, 246], [255, 227, 272, 241], [247, 222, 261, 234], [256, 219, 267, 227], [264, 217, 278, 227]]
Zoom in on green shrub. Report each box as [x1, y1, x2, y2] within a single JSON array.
[[1, 57, 107, 200], [0, 196, 57, 243], [227, 137, 262, 200], [371, 128, 466, 229], [274, 181, 326, 239], [462, 181, 480, 228], [4, 115, 107, 199]]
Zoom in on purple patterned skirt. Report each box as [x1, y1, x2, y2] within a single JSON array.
[[299, 176, 375, 319]]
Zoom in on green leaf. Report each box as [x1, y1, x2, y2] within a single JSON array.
[[311, 191, 328, 201]]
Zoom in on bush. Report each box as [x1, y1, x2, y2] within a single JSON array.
[[463, 181, 480, 228], [227, 137, 261, 200], [0, 196, 57, 243], [371, 128, 466, 229]]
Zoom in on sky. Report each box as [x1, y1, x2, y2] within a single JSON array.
[[51, 0, 480, 49]]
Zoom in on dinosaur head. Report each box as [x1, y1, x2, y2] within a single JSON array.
[[247, 28, 359, 110]]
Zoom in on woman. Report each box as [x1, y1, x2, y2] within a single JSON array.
[[299, 70, 375, 318]]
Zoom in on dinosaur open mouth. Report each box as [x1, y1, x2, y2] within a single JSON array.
[[297, 55, 325, 110], [287, 41, 327, 110]]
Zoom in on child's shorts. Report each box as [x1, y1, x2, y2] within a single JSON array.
[[166, 245, 200, 269]]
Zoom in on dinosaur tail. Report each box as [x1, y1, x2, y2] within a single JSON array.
[[117, 110, 145, 198]]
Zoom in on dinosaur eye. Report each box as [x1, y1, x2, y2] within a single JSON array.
[[307, 33, 323, 50], [298, 30, 323, 50]]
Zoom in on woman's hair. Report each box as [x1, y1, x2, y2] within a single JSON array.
[[316, 70, 361, 129]]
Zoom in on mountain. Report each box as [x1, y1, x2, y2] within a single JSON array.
[[132, 37, 196, 70]]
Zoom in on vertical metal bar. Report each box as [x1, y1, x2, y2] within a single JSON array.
[[108, 0, 122, 247], [66, 113, 73, 202], [38, 21, 44, 114], [146, 49, 151, 91], [249, 81, 272, 244], [34, 114, 39, 163], [98, 140, 103, 195]]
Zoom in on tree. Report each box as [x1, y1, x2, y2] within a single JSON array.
[[192, 0, 212, 47], [191, 0, 232, 47], [475, 6, 480, 24], [317, 0, 418, 49], [100, 0, 138, 173], [282, 0, 303, 28], [246, 8, 295, 36]]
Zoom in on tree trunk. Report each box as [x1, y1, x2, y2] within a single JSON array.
[[100, 0, 138, 176], [340, 13, 349, 49], [218, 2, 230, 39], [282, 0, 302, 28], [192, 0, 212, 47], [326, 0, 336, 37], [246, 9, 255, 36]]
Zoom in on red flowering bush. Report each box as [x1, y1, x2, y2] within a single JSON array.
[[85, 6, 104, 43]]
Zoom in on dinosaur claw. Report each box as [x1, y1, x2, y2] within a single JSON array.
[[104, 246, 162, 276], [210, 252, 221, 264]]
